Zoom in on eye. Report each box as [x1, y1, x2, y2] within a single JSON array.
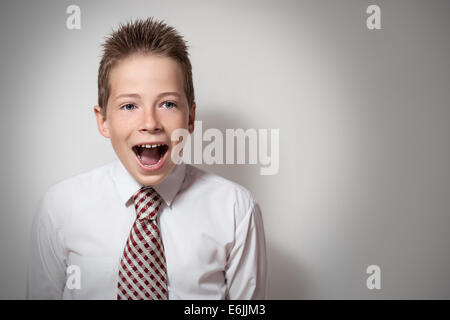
[[121, 103, 136, 111], [161, 101, 177, 109]]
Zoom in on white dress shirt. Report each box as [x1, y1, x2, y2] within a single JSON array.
[[27, 158, 267, 299]]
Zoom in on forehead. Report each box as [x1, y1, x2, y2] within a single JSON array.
[[109, 53, 184, 96]]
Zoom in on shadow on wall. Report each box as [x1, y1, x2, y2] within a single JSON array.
[[267, 241, 313, 299], [193, 105, 311, 299]]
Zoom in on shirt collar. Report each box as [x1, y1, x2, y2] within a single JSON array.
[[111, 158, 186, 208]]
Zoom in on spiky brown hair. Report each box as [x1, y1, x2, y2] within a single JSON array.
[[97, 17, 195, 117]]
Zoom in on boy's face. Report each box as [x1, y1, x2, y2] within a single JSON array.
[[94, 53, 195, 186]]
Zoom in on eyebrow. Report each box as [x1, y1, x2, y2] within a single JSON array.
[[114, 91, 181, 101]]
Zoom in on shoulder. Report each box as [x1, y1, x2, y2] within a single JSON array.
[[37, 161, 116, 224], [182, 164, 258, 220], [44, 161, 114, 200]]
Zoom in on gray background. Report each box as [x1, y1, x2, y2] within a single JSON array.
[[1, 0, 449, 299]]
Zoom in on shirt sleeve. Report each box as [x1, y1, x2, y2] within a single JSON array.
[[26, 194, 67, 299], [225, 200, 268, 300]]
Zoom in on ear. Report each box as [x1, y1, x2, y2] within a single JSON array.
[[188, 103, 196, 134], [94, 105, 110, 138]]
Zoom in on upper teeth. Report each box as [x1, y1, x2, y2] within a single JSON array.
[[137, 144, 163, 149]]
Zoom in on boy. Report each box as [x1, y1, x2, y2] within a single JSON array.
[[27, 18, 267, 300]]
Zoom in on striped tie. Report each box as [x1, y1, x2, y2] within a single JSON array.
[[117, 186, 169, 300]]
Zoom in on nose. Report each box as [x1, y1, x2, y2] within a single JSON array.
[[139, 107, 163, 133]]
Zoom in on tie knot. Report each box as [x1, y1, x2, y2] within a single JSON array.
[[133, 186, 163, 220]]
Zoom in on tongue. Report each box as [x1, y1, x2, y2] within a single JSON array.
[[140, 147, 160, 165]]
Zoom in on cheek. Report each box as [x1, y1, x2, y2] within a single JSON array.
[[108, 116, 131, 136], [107, 123, 132, 150], [162, 111, 189, 131]]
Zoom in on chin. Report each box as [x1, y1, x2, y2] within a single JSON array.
[[138, 172, 168, 186], [134, 162, 176, 186]]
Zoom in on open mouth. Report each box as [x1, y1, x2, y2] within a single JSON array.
[[132, 143, 169, 167]]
